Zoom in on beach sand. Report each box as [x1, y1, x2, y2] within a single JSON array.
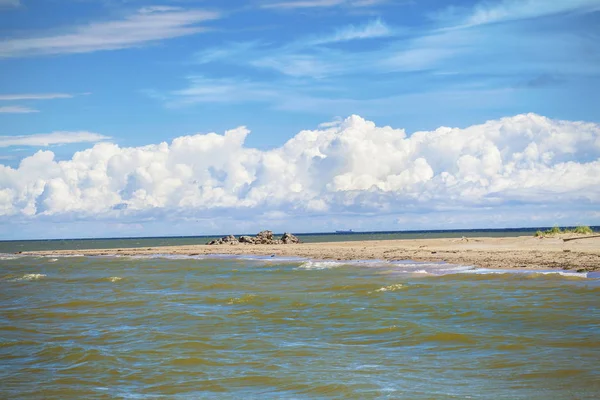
[[25, 235, 600, 272]]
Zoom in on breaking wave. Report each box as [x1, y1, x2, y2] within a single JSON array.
[[374, 283, 404, 292], [296, 261, 346, 270], [9, 273, 47, 281]]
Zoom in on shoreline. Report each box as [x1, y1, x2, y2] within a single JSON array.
[[21, 235, 600, 272]]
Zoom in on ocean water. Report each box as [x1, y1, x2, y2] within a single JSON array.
[[1, 254, 599, 399]]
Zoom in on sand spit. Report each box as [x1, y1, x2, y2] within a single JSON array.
[[23, 235, 600, 272]]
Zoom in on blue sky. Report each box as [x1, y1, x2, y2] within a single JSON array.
[[1, 0, 600, 239]]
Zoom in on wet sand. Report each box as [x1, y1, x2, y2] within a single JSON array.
[[25, 235, 600, 272]]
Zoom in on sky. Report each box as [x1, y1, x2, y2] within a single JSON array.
[[0, 0, 599, 240]]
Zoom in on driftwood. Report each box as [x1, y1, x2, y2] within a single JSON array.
[[563, 235, 600, 242]]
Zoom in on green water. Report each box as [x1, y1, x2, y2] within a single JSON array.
[[1, 255, 599, 399]]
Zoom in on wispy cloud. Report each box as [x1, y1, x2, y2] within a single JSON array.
[[192, 2, 598, 82], [250, 52, 344, 78], [168, 76, 279, 106], [195, 41, 261, 64], [0, 7, 221, 58], [0, 93, 75, 101], [194, 19, 400, 78], [261, 0, 388, 9], [261, 0, 345, 9], [164, 74, 514, 118], [307, 19, 393, 45], [0, 106, 39, 113], [0, 132, 110, 147], [442, 0, 600, 27], [169, 0, 600, 128]]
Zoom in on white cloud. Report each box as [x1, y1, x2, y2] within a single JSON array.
[[0, 114, 598, 221], [0, 7, 220, 58], [446, 0, 600, 27], [318, 117, 343, 128], [0, 132, 110, 148], [0, 106, 38, 113], [0, 93, 74, 101]]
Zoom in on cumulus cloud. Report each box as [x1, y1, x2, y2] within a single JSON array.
[[0, 114, 598, 223]]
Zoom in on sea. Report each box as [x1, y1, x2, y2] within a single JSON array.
[[1, 229, 599, 399]]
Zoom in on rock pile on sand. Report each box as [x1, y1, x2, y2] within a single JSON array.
[[207, 230, 300, 245]]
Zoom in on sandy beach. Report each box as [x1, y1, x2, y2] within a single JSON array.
[[25, 235, 600, 272]]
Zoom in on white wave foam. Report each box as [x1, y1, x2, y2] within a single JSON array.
[[0, 253, 22, 260], [30, 254, 82, 258], [457, 268, 589, 278], [293, 259, 597, 280], [108, 276, 123, 283], [235, 255, 307, 263], [374, 283, 404, 292], [11, 273, 46, 281], [297, 261, 345, 270], [533, 270, 589, 278]]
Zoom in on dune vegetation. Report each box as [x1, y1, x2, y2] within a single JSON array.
[[534, 225, 594, 237]]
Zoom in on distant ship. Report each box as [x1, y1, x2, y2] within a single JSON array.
[[335, 229, 354, 234]]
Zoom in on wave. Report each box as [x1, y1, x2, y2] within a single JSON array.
[[296, 261, 346, 270], [7, 273, 47, 282], [374, 283, 404, 292], [0, 253, 23, 260], [7, 251, 596, 280], [456, 268, 590, 279], [295, 259, 597, 279]]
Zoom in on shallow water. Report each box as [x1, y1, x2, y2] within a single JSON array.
[[1, 255, 599, 399]]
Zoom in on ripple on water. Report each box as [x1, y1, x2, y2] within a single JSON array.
[[1, 256, 599, 399], [5, 273, 47, 282], [373, 283, 404, 292]]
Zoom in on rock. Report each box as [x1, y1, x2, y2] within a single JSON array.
[[281, 232, 300, 244], [207, 230, 300, 245], [239, 235, 256, 244], [256, 230, 274, 240], [207, 235, 239, 245], [222, 235, 239, 244]]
